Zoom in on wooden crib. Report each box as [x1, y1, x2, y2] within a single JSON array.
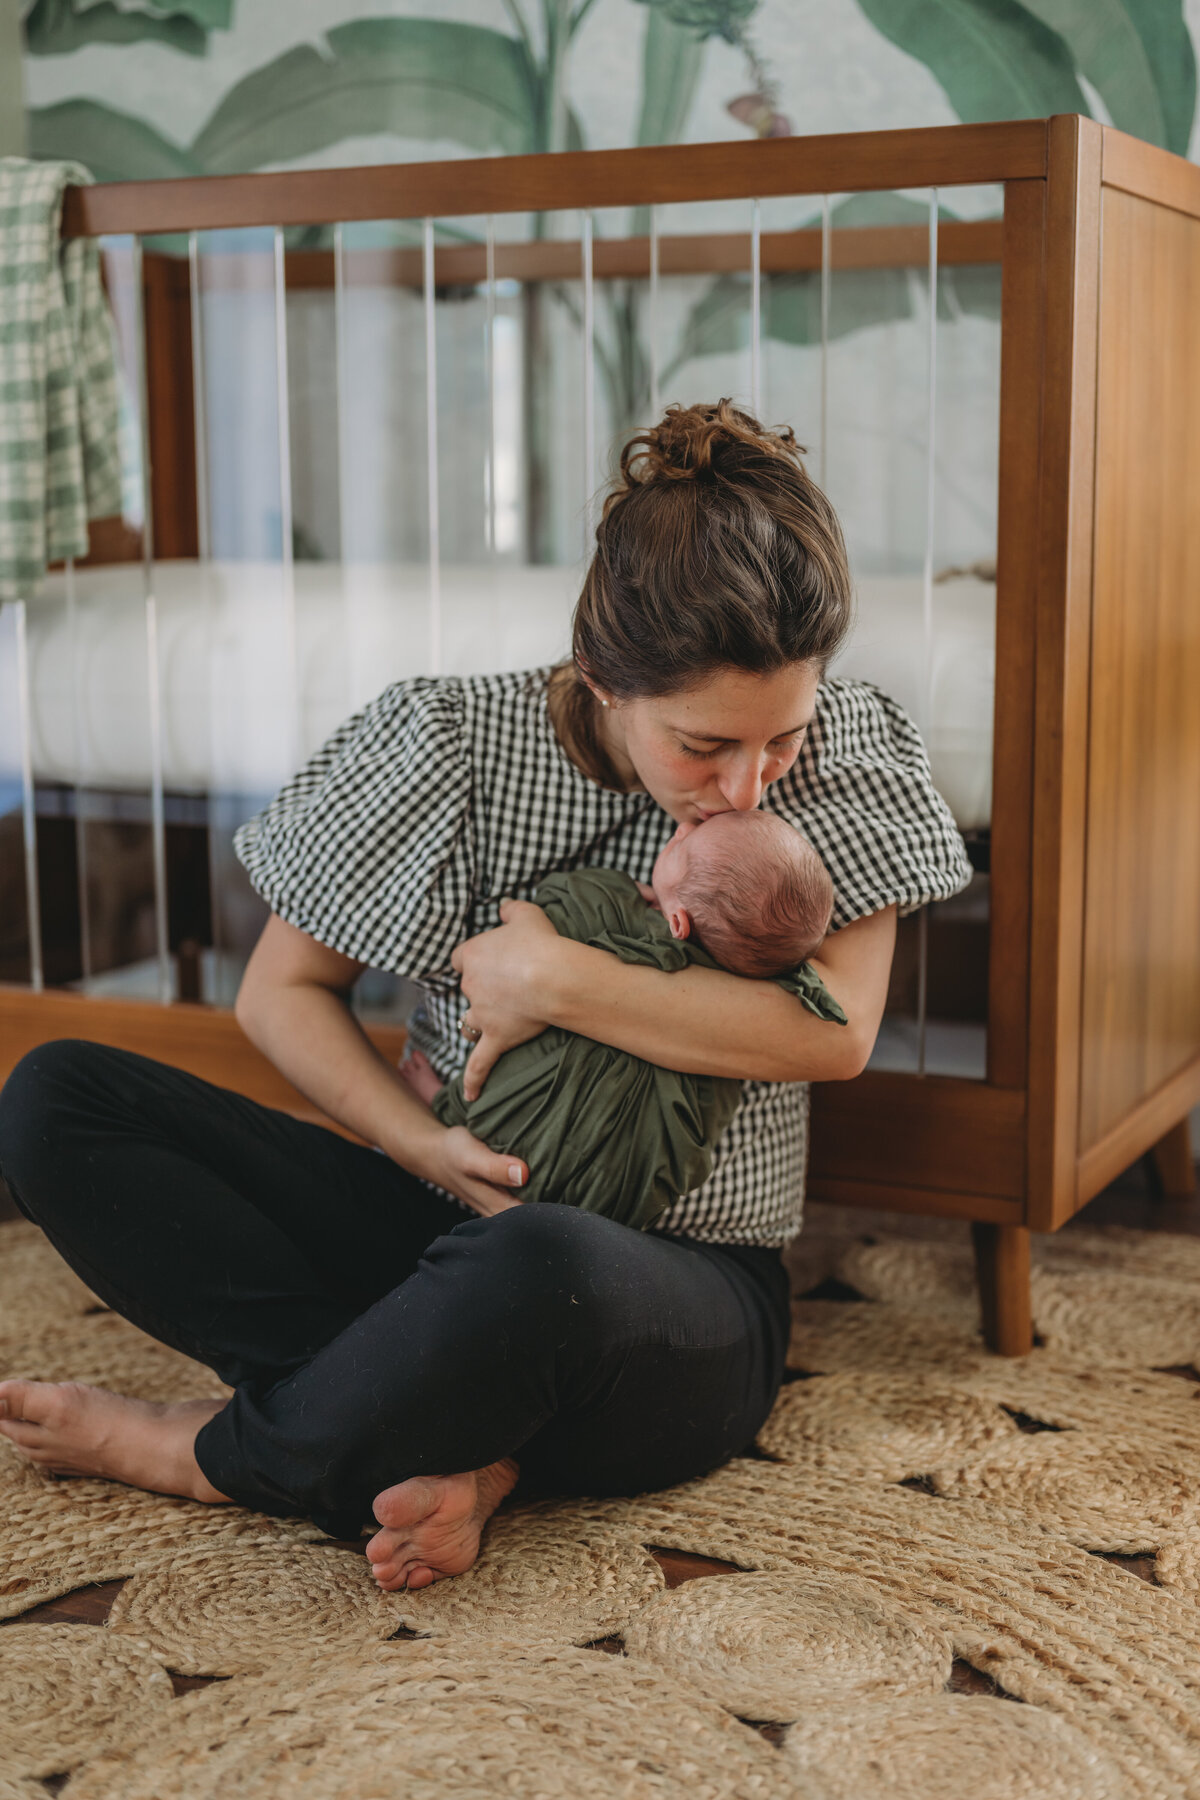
[[1, 114, 1198, 1353]]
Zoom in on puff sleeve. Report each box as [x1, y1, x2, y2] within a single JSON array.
[[233, 677, 474, 988], [770, 678, 972, 928]]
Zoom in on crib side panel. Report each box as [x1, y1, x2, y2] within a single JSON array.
[[1024, 116, 1103, 1231], [985, 177, 1044, 1091], [0, 989, 407, 1138], [1074, 182, 1200, 1184]]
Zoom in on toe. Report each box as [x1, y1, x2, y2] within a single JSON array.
[[373, 1560, 411, 1592], [368, 1540, 429, 1590], [372, 1476, 441, 1530], [0, 1380, 37, 1421], [0, 1418, 50, 1449], [0, 1380, 82, 1428], [365, 1527, 406, 1566]]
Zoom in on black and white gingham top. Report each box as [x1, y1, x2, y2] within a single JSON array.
[[235, 667, 971, 1247]]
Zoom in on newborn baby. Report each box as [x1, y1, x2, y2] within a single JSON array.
[[409, 811, 847, 1232], [635, 809, 835, 977]]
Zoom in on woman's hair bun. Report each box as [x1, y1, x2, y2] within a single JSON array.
[[615, 398, 800, 501], [555, 393, 849, 790]]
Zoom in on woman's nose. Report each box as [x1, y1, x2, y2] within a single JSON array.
[[716, 759, 766, 811]]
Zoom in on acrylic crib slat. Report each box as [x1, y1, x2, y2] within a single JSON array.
[[255, 222, 1003, 293], [12, 602, 43, 993], [131, 237, 173, 1007], [818, 196, 831, 489], [422, 217, 442, 676], [188, 233, 211, 564], [749, 199, 761, 418]]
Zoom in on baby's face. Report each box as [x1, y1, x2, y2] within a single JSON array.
[[639, 815, 735, 937]]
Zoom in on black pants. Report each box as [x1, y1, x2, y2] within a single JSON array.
[[0, 1041, 790, 1539]]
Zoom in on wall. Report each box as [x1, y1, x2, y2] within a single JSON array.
[[17, 2, 1200, 180], [14, 1, 1200, 608]]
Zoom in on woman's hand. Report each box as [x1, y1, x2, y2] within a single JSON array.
[[451, 897, 561, 1101], [415, 1124, 528, 1219]]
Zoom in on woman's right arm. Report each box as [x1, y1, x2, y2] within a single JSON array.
[[235, 914, 527, 1216]]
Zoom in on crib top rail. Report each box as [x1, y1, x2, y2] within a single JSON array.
[[60, 120, 1050, 240]]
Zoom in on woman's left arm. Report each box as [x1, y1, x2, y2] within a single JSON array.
[[452, 899, 896, 1100]]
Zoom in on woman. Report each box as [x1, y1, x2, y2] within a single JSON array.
[[0, 402, 970, 1593]]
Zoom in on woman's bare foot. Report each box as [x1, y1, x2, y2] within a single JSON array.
[[365, 1457, 518, 1592], [0, 1380, 231, 1503]]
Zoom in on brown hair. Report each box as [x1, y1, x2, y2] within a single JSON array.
[[550, 399, 852, 788], [676, 812, 834, 978]]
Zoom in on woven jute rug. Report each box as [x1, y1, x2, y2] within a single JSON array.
[[0, 1625, 173, 1780], [620, 1567, 953, 1719], [390, 1509, 666, 1645], [6, 1215, 1200, 1797], [0, 1221, 108, 1341], [63, 1641, 791, 1800], [784, 1694, 1127, 1798]]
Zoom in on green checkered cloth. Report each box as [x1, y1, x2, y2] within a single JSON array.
[[0, 158, 123, 603]]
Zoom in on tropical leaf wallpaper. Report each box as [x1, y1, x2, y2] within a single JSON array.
[[13, 0, 1200, 179], [9, 0, 1199, 572]]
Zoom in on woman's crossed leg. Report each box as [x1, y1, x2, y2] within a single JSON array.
[[0, 1040, 787, 1589]]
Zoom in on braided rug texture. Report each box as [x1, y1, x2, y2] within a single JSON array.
[[0, 1312, 231, 1406], [0, 1221, 106, 1339], [755, 1369, 1017, 1480], [784, 1694, 1126, 1799], [62, 1641, 792, 1800], [0, 1779, 50, 1800], [835, 1231, 1200, 1368], [106, 1543, 404, 1675], [620, 1568, 953, 1719], [391, 1510, 666, 1645], [0, 1625, 173, 1779], [4, 1218, 1200, 1795], [0, 1444, 327, 1620]]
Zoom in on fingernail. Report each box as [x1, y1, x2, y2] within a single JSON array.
[[509, 1165, 524, 1186]]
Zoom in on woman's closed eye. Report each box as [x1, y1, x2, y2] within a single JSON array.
[[677, 731, 806, 760]]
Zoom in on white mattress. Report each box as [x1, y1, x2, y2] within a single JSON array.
[[6, 561, 995, 832]]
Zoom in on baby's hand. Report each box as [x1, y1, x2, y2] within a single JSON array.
[[398, 1048, 445, 1107]]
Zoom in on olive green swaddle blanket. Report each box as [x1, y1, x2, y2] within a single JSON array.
[[433, 866, 847, 1231]]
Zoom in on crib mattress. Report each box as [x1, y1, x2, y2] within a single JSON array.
[[5, 561, 995, 832]]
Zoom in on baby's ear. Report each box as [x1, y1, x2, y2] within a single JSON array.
[[668, 906, 691, 941]]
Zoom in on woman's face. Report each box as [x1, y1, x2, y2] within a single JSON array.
[[596, 661, 821, 824]]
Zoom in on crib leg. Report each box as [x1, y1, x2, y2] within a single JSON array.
[[1149, 1118, 1196, 1199], [971, 1223, 1033, 1357]]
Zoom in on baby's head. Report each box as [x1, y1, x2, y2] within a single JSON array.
[[645, 812, 833, 979]]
